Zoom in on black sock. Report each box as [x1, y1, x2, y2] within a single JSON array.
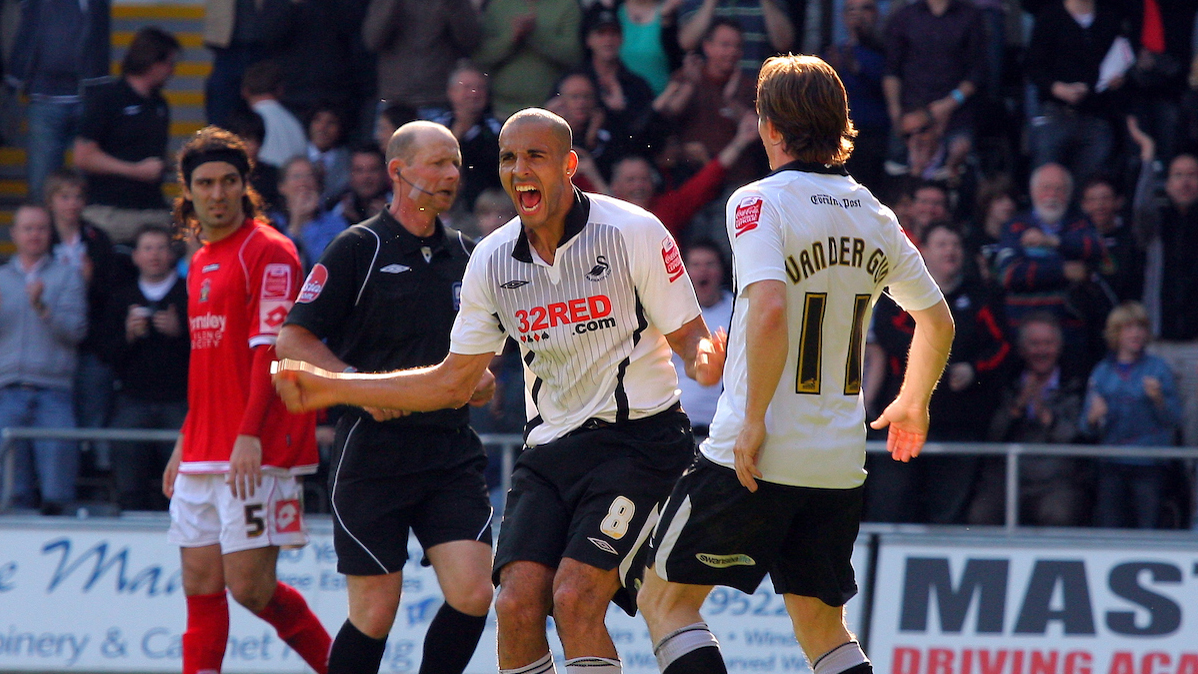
[[664, 647, 728, 674], [328, 619, 387, 674], [418, 602, 487, 674]]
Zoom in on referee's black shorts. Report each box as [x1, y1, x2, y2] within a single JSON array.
[[648, 456, 863, 607], [329, 417, 493, 576], [494, 406, 695, 615]]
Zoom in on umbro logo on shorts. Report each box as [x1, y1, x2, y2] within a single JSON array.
[[696, 552, 756, 568], [500, 280, 531, 289], [380, 264, 411, 274], [588, 537, 618, 555]]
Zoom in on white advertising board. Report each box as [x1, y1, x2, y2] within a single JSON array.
[[0, 517, 871, 673], [869, 534, 1198, 674]]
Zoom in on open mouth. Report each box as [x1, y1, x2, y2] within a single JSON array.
[[515, 184, 542, 214]]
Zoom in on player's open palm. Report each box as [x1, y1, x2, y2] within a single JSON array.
[[694, 328, 727, 387], [733, 418, 766, 492], [870, 401, 929, 463], [228, 435, 263, 500], [162, 436, 182, 499]]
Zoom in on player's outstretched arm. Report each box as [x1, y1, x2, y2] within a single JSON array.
[[734, 280, 788, 492], [870, 298, 954, 462], [665, 314, 727, 387], [273, 351, 495, 414]]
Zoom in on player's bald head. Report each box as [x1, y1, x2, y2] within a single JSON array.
[[386, 121, 457, 165], [500, 108, 573, 157]]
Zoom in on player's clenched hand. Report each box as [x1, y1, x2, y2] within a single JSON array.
[[693, 328, 727, 387], [272, 362, 338, 413], [869, 401, 929, 462], [162, 435, 183, 499], [227, 435, 263, 500], [470, 368, 497, 407], [733, 418, 766, 492]]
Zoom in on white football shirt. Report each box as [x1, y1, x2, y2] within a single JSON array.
[[702, 162, 943, 488], [451, 190, 702, 447]]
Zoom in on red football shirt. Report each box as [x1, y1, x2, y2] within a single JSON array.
[[181, 219, 317, 474]]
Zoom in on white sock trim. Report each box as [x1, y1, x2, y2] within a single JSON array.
[[813, 641, 869, 674], [564, 656, 621, 672], [654, 622, 720, 671], [502, 652, 557, 674]]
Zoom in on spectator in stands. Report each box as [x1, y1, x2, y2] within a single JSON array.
[[548, 72, 626, 180], [45, 170, 121, 474], [201, 0, 269, 127], [1081, 302, 1180, 529], [472, 188, 516, 239], [971, 313, 1089, 527], [241, 60, 307, 169], [0, 204, 87, 514], [1024, 0, 1124, 184], [429, 61, 503, 213], [1081, 174, 1143, 303], [656, 19, 764, 191], [474, 0, 582, 119], [103, 225, 189, 511], [866, 223, 1010, 524], [677, 0, 794, 75], [362, 0, 480, 114], [670, 240, 732, 437], [225, 111, 282, 212], [994, 163, 1106, 361], [330, 144, 390, 228], [618, 0, 679, 95], [271, 156, 339, 269], [265, 0, 364, 123], [73, 26, 178, 246], [967, 174, 1018, 281], [883, 0, 984, 181], [824, 0, 888, 190], [1124, 0, 1197, 166], [306, 104, 351, 204], [581, 7, 657, 148], [1136, 150, 1198, 447], [374, 102, 418, 155], [606, 111, 758, 237], [905, 180, 951, 245], [8, 0, 110, 202]]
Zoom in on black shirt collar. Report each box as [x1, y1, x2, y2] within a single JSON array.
[[512, 188, 591, 263], [377, 206, 450, 256], [770, 159, 850, 177]]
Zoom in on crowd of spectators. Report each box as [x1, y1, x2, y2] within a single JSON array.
[[4, 0, 1198, 529]]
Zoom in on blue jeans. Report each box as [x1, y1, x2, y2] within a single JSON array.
[[1029, 103, 1113, 183], [0, 385, 78, 507], [25, 100, 81, 203], [74, 352, 115, 469], [109, 394, 187, 511]]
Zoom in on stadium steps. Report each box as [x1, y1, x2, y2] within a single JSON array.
[[0, 1, 207, 255]]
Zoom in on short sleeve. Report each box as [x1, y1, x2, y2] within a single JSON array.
[[625, 213, 701, 335], [248, 234, 304, 348], [727, 190, 787, 290], [882, 220, 944, 312], [77, 82, 114, 144], [284, 230, 366, 340], [450, 250, 508, 355]]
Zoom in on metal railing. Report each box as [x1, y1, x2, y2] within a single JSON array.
[[4, 426, 1197, 531]]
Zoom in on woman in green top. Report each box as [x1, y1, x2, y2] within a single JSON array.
[[619, 0, 681, 94]]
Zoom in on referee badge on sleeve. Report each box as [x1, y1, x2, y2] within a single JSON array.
[[453, 282, 462, 311]]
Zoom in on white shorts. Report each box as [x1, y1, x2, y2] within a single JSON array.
[[167, 473, 309, 553]]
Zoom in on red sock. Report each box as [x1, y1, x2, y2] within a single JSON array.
[[257, 582, 332, 674], [183, 592, 229, 674]]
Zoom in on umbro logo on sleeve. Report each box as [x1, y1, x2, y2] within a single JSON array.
[[500, 280, 531, 289]]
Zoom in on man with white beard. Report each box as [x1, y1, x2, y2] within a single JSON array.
[[994, 162, 1107, 367]]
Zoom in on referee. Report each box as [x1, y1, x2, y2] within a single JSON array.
[[276, 121, 495, 674]]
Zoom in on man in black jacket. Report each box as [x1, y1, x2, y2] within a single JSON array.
[[104, 224, 189, 511]]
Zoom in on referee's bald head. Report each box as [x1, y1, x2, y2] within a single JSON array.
[[500, 108, 573, 158], [386, 121, 457, 165]]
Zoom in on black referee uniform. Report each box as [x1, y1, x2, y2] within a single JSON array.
[[284, 209, 492, 576]]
